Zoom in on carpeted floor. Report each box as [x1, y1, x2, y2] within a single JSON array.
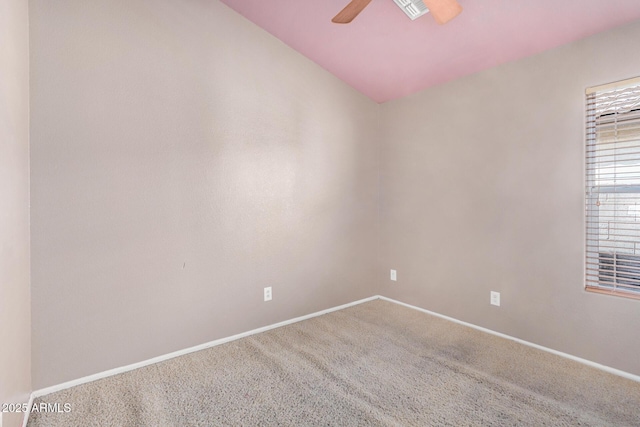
[[28, 299, 640, 426]]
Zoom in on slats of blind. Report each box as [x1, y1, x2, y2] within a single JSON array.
[[586, 78, 640, 295]]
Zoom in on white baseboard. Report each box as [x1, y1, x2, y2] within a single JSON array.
[[23, 293, 640, 426], [29, 296, 378, 401], [20, 393, 34, 427], [378, 295, 640, 384]]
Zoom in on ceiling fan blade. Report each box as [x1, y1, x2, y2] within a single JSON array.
[[331, 0, 373, 24], [422, 0, 462, 25]]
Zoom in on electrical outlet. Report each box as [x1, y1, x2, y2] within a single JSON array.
[[264, 287, 272, 302], [390, 269, 397, 281], [490, 291, 500, 306]]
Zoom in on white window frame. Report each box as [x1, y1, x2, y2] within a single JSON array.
[[585, 76, 640, 300]]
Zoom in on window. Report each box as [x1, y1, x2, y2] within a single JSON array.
[[586, 77, 640, 299]]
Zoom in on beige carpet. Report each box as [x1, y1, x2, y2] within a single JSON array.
[[28, 299, 640, 426]]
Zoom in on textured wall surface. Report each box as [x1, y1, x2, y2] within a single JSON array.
[[380, 20, 640, 375], [28, 0, 640, 391], [30, 0, 380, 388], [0, 0, 31, 425]]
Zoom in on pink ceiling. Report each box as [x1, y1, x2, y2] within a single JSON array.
[[219, 0, 640, 103]]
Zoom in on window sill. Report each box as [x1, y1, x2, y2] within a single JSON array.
[[585, 286, 640, 301]]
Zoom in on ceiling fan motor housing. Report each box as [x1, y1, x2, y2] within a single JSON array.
[[392, 0, 429, 20]]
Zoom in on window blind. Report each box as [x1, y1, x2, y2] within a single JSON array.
[[586, 78, 640, 298]]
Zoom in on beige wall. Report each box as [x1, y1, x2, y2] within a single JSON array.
[[0, 0, 31, 425], [28, 0, 640, 391], [30, 0, 380, 388], [380, 20, 640, 376]]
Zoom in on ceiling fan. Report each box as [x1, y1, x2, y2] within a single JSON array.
[[332, 0, 462, 25]]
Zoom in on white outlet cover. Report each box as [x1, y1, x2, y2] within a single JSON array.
[[490, 291, 500, 306], [390, 269, 397, 281], [264, 287, 272, 302]]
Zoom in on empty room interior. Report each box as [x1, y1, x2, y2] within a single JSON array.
[[3, 0, 640, 425]]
